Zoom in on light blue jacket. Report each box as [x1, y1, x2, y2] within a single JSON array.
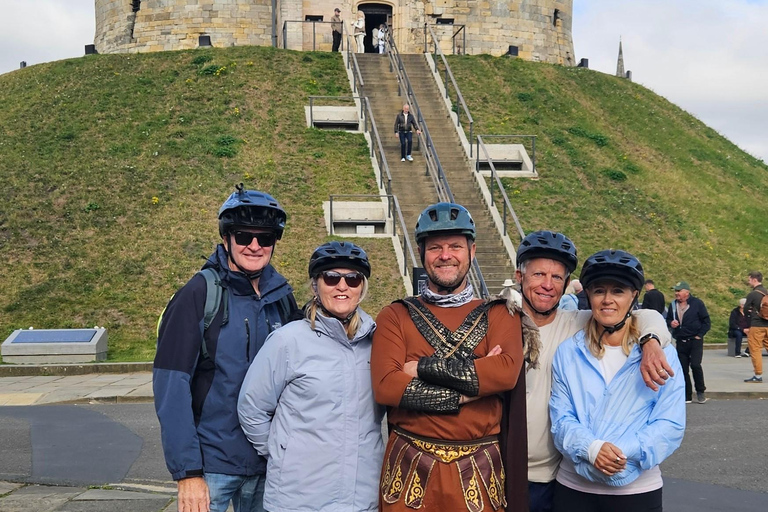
[[238, 309, 384, 512], [549, 330, 686, 487]]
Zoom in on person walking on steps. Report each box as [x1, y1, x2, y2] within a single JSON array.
[[393, 104, 420, 162], [154, 184, 300, 512], [744, 271, 768, 382], [666, 280, 710, 403]]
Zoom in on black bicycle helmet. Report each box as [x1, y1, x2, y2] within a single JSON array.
[[516, 230, 578, 273], [218, 183, 287, 238], [580, 250, 644, 292], [308, 241, 371, 278], [414, 203, 476, 243]]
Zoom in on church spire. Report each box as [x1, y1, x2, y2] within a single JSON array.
[[616, 37, 625, 77]]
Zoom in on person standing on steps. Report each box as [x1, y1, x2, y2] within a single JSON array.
[[393, 104, 420, 162], [331, 8, 342, 52], [353, 11, 365, 53]]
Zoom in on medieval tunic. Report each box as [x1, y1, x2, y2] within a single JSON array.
[[372, 298, 525, 512]]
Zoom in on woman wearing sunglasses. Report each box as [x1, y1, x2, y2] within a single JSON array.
[[549, 250, 685, 512], [238, 241, 384, 512]]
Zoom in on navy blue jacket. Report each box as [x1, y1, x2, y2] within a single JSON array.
[[666, 295, 710, 340], [154, 245, 296, 480]]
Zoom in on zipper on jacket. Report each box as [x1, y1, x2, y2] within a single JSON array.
[[244, 318, 251, 362]]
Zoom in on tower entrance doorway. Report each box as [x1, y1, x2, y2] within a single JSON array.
[[358, 3, 392, 53]]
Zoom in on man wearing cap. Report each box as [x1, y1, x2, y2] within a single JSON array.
[[514, 231, 673, 512], [331, 8, 343, 52], [666, 281, 711, 403], [154, 185, 300, 512], [372, 202, 528, 511]]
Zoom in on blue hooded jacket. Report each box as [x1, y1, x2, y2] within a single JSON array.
[[154, 245, 296, 480], [550, 330, 686, 487]]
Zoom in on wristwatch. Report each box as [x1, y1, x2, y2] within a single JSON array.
[[638, 333, 661, 348]]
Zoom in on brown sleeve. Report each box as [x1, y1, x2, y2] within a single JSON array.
[[474, 305, 523, 396], [371, 304, 413, 407]]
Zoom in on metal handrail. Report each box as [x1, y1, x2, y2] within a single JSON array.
[[386, 29, 489, 298], [424, 24, 475, 157], [451, 25, 467, 55], [362, 97, 393, 201], [475, 135, 526, 242], [346, 33, 365, 95], [282, 20, 341, 51], [328, 194, 418, 279]]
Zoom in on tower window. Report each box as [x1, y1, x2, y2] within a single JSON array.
[[132, 1, 141, 13], [436, 18, 454, 25], [305, 15, 323, 22]]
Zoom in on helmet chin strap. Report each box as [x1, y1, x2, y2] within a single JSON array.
[[314, 297, 357, 324], [224, 233, 272, 282], [600, 294, 639, 336]]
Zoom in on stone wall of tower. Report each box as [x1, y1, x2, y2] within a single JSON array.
[[94, 0, 274, 54], [94, 1, 575, 66]]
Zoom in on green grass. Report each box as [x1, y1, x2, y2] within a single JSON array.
[[0, 46, 404, 361], [447, 55, 768, 340]]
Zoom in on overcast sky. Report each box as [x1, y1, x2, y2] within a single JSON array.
[[1, 0, 766, 161]]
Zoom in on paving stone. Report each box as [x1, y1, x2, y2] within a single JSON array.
[[0, 484, 84, 512], [0, 481, 24, 495], [74, 489, 171, 500]]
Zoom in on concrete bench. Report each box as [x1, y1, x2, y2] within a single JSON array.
[[305, 106, 360, 131], [1, 328, 108, 364]]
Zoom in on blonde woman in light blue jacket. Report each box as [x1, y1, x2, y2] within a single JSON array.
[[238, 241, 384, 512]]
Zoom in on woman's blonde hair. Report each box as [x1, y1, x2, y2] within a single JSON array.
[[306, 275, 368, 339], [584, 310, 640, 358]]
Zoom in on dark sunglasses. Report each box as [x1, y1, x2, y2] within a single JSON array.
[[231, 231, 277, 247], [320, 271, 364, 288]]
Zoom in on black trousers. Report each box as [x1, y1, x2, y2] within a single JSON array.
[[332, 31, 341, 52], [553, 482, 663, 512], [676, 337, 706, 400]]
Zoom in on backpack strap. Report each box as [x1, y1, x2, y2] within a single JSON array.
[[197, 268, 229, 360]]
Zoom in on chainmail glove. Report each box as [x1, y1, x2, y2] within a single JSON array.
[[417, 356, 480, 396]]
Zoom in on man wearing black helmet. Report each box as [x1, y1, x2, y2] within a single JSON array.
[[515, 231, 673, 512], [372, 202, 528, 511], [154, 184, 299, 512]]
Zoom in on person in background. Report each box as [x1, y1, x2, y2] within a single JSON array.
[[238, 241, 383, 512], [154, 184, 299, 512], [550, 250, 685, 512], [330, 8, 343, 52], [728, 298, 749, 358], [377, 23, 387, 53], [353, 10, 365, 53], [393, 104, 421, 162], [640, 279, 665, 315], [744, 271, 768, 382], [666, 281, 711, 403], [559, 279, 582, 310]]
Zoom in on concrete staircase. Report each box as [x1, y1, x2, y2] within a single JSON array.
[[356, 53, 514, 294]]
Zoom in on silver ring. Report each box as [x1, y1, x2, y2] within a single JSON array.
[[615, 457, 621, 463]]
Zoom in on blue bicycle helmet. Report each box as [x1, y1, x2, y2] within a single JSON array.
[[309, 241, 371, 278], [414, 202, 476, 243], [516, 231, 578, 273], [218, 183, 287, 238], [580, 250, 644, 292]]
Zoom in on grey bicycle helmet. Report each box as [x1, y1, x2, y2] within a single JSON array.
[[218, 183, 287, 238], [308, 241, 371, 278], [414, 202, 476, 243], [516, 230, 578, 273]]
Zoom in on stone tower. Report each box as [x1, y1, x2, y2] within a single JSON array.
[[616, 38, 625, 77], [94, 1, 575, 65]]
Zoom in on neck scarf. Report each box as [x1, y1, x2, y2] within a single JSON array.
[[419, 279, 475, 307]]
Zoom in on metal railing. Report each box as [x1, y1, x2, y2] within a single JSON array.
[[386, 29, 489, 298], [282, 20, 341, 51], [423, 24, 467, 56], [424, 24, 475, 157], [475, 135, 526, 243], [475, 134, 537, 176], [346, 33, 365, 96], [328, 194, 418, 279]]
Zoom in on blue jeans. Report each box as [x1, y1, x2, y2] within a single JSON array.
[[399, 131, 413, 159], [205, 473, 265, 512]]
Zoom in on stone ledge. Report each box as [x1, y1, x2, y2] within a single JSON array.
[[0, 362, 153, 377]]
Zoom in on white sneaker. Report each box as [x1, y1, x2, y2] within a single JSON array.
[[406, 155, 414, 161], [401, 158, 405, 162]]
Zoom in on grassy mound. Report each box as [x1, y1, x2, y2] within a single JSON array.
[[0, 46, 404, 361], [448, 55, 768, 338]]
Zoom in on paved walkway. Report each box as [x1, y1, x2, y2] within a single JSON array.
[[0, 349, 766, 510]]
